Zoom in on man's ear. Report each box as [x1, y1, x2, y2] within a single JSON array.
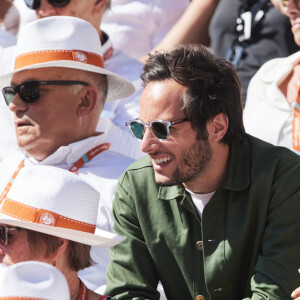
[[77, 87, 98, 117], [93, 0, 107, 14], [51, 239, 69, 261], [208, 113, 229, 142]]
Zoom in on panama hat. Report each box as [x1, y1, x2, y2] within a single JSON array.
[[0, 165, 123, 247], [0, 15, 135, 102], [0, 261, 70, 300]]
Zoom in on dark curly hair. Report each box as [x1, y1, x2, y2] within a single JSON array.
[[141, 44, 245, 144]]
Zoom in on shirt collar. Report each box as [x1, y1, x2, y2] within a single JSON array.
[[26, 133, 107, 166], [261, 51, 300, 84]]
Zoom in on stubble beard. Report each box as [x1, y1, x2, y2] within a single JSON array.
[[155, 138, 212, 186]]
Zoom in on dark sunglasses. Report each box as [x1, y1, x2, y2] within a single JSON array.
[[2, 80, 89, 105], [125, 118, 189, 141], [0, 224, 22, 246], [25, 0, 71, 9]]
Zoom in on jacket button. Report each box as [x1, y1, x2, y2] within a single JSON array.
[[195, 241, 203, 252], [195, 295, 206, 300]]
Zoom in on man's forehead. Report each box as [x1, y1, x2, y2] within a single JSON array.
[[11, 67, 78, 84], [140, 80, 186, 120], [141, 80, 186, 106]]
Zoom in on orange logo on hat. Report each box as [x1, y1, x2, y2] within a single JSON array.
[[39, 212, 55, 226], [73, 51, 87, 63]]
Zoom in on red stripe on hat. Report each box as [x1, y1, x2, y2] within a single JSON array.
[[14, 50, 104, 70], [1, 198, 96, 234]]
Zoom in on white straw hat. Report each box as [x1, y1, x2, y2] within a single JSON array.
[[0, 261, 70, 300], [0, 165, 123, 247], [0, 16, 135, 102]]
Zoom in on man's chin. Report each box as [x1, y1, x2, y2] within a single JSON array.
[[154, 173, 179, 186]]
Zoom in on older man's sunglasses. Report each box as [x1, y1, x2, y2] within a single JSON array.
[[25, 0, 71, 10], [125, 118, 189, 141], [0, 225, 22, 246], [2, 80, 89, 105]]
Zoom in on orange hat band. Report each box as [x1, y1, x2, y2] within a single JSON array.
[[1, 198, 96, 234], [14, 50, 104, 70]]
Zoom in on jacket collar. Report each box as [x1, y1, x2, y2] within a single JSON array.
[[221, 135, 251, 191]]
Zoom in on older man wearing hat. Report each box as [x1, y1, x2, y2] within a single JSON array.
[[0, 0, 144, 162], [0, 16, 135, 292]]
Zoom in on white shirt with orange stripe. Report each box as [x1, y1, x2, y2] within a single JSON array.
[[244, 51, 300, 148], [0, 133, 135, 291]]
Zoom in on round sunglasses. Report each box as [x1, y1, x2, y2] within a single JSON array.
[[0, 224, 22, 246], [125, 118, 189, 141], [25, 0, 71, 10], [2, 80, 89, 105]]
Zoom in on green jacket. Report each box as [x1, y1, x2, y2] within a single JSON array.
[[106, 135, 300, 299]]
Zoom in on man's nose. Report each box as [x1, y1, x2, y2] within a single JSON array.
[[8, 95, 28, 113], [140, 127, 160, 153], [36, 0, 57, 18]]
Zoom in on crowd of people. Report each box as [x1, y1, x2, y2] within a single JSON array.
[[1, 0, 300, 299]]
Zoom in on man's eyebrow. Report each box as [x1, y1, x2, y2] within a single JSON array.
[[10, 79, 38, 86]]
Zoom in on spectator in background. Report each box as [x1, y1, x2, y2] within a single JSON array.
[[0, 0, 20, 163], [143, 0, 300, 105], [244, 0, 300, 153], [0, 0, 19, 49], [11, 0, 189, 62], [13, 0, 36, 27], [101, 0, 189, 60]]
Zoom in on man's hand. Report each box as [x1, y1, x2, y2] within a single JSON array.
[[291, 269, 300, 299]]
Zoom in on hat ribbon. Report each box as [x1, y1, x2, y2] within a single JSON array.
[[1, 197, 96, 233], [14, 50, 104, 70]]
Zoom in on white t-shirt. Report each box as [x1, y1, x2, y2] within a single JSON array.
[[187, 189, 215, 217]]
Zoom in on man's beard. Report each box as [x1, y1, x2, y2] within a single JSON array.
[[156, 138, 212, 186]]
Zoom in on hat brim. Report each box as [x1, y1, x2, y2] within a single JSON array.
[[0, 60, 135, 102], [0, 213, 123, 247]]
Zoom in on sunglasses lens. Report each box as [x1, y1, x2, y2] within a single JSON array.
[[151, 121, 168, 140], [2, 87, 16, 105], [130, 121, 145, 140], [19, 82, 40, 103], [25, 0, 41, 9], [0, 226, 6, 245], [49, 0, 70, 7]]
